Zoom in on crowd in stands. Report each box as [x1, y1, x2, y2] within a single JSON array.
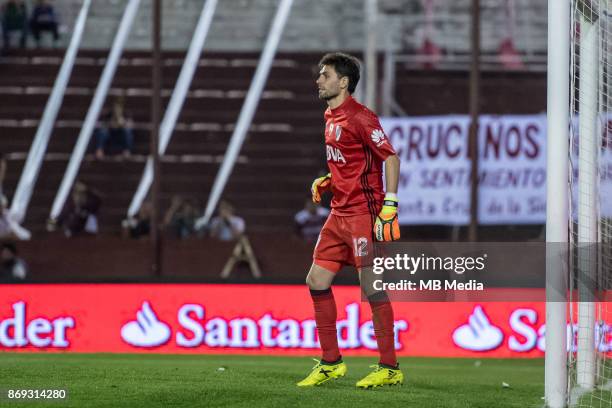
[[0, 134, 337, 282], [120, 197, 254, 243], [1, 0, 59, 51], [0, 136, 317, 282]]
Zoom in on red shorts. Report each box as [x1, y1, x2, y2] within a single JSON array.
[[313, 213, 375, 273]]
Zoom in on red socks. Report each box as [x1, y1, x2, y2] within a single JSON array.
[[309, 288, 396, 367], [368, 292, 397, 368], [309, 288, 341, 363]]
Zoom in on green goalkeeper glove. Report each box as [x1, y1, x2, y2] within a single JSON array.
[[374, 194, 400, 241], [311, 173, 331, 204]]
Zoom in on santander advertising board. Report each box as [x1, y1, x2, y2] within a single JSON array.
[[0, 284, 610, 357]]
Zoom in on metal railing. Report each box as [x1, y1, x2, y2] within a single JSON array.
[[380, 0, 547, 117], [127, 0, 219, 218], [197, 0, 294, 228], [50, 0, 141, 221]]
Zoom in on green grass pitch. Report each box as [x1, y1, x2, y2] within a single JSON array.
[[0, 353, 544, 408]]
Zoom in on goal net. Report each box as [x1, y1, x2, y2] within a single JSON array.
[[569, 0, 612, 406]]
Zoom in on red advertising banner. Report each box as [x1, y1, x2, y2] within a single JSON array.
[[0, 284, 609, 358]]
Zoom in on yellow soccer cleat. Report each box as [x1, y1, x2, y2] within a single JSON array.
[[356, 364, 404, 389], [296, 359, 347, 387]]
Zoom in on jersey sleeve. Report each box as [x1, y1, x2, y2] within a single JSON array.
[[357, 111, 396, 161]]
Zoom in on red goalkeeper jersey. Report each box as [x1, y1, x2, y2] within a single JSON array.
[[323, 96, 396, 217]]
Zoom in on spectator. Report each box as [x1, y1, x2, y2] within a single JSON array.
[[49, 181, 102, 237], [29, 0, 59, 47], [93, 96, 134, 159], [295, 199, 329, 242], [0, 195, 31, 240], [0, 242, 27, 281], [163, 195, 198, 239], [1, 0, 27, 50], [208, 200, 245, 242], [121, 202, 151, 239], [201, 201, 260, 279]]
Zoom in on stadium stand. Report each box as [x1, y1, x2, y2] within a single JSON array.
[[0, 50, 324, 234], [0, 0, 549, 280], [0, 50, 546, 234], [35, 0, 547, 57]]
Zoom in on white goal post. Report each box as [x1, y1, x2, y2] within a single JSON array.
[[545, 0, 570, 407]]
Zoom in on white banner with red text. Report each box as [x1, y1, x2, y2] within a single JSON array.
[[1, 284, 609, 358], [381, 114, 612, 225]]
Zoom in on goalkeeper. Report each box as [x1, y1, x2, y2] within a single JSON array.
[[297, 53, 402, 389]]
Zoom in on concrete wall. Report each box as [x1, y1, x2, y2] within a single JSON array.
[[42, 0, 546, 54]]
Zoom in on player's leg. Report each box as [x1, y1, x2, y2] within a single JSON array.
[[356, 266, 404, 388], [297, 262, 347, 387], [297, 216, 349, 387], [93, 127, 109, 159], [345, 215, 403, 388], [305, 262, 340, 363], [359, 268, 397, 368]]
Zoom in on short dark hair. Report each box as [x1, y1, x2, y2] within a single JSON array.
[[318, 52, 360, 94]]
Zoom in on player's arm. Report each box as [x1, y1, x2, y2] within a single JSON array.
[[354, 109, 399, 241], [384, 154, 400, 195], [356, 111, 401, 242], [374, 154, 401, 241]]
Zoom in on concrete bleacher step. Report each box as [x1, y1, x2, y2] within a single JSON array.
[[0, 104, 322, 122], [1, 125, 322, 161], [51, 0, 367, 52], [0, 94, 314, 120], [24, 0, 548, 61]]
